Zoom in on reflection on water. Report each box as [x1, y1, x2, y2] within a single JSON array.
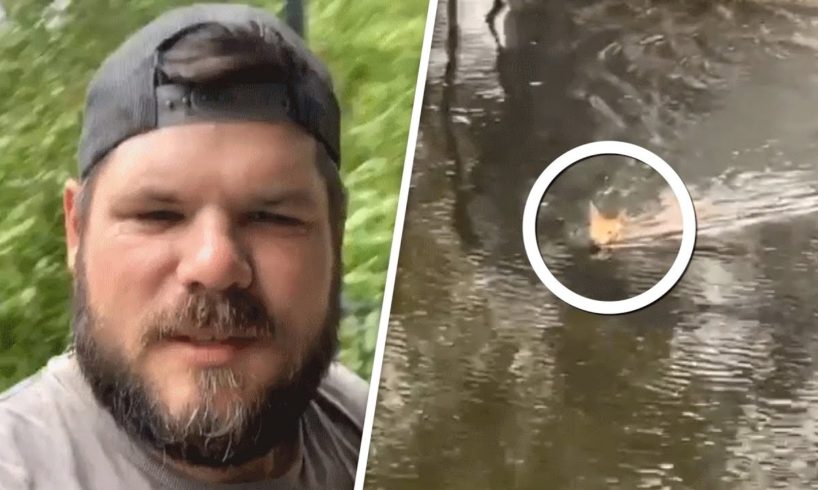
[[366, 0, 818, 489]]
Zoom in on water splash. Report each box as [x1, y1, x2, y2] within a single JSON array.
[[608, 168, 818, 249]]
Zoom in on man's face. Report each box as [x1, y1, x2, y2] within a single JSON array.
[[64, 121, 339, 466]]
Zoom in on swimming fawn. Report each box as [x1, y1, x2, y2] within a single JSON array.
[[588, 203, 628, 246], [589, 189, 689, 248]]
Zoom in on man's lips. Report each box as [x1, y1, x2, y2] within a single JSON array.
[[169, 334, 258, 343], [159, 332, 262, 366]]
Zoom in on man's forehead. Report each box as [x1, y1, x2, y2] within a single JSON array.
[[90, 125, 322, 198]]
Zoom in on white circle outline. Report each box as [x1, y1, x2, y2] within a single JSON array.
[[521, 141, 697, 315]]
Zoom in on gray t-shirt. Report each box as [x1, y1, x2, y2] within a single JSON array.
[[0, 353, 368, 489]]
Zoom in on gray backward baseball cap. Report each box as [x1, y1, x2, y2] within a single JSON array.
[[77, 2, 341, 179]]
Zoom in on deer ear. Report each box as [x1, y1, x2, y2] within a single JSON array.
[[589, 202, 601, 220]]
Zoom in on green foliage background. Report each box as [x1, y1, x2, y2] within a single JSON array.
[[0, 0, 426, 391]]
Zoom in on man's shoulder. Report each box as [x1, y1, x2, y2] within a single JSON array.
[[299, 362, 368, 488], [0, 354, 87, 447], [0, 354, 80, 488], [0, 353, 74, 417], [314, 361, 369, 433]]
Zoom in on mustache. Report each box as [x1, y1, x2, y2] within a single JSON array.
[[141, 288, 276, 346]]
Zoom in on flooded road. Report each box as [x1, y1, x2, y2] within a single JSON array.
[[365, 0, 818, 489]]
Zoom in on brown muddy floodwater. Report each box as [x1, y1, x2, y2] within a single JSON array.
[[365, 1, 818, 489]]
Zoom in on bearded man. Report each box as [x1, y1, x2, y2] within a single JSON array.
[[0, 4, 368, 489]]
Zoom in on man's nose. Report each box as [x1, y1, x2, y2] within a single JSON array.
[[176, 215, 253, 292]]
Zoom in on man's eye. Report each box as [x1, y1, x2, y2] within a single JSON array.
[[136, 210, 183, 222], [248, 211, 303, 226]]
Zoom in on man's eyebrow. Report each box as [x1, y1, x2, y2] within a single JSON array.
[[119, 187, 181, 204], [250, 189, 318, 207], [116, 187, 318, 207]]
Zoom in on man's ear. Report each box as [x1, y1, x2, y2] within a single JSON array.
[[63, 179, 82, 274]]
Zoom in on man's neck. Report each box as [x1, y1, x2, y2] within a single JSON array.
[[149, 435, 302, 485]]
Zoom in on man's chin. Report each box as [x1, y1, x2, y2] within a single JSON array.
[[143, 383, 314, 469], [146, 371, 263, 422], [95, 366, 311, 468], [77, 340, 327, 468]]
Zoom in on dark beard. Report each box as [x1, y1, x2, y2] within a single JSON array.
[[71, 250, 340, 469]]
